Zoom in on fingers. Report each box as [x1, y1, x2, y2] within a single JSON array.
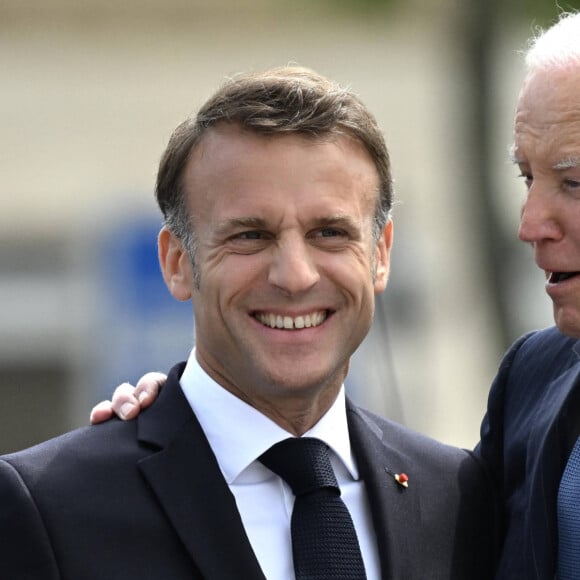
[[134, 372, 167, 410], [109, 382, 142, 420], [89, 400, 115, 425], [89, 373, 167, 425], [90, 384, 138, 424]]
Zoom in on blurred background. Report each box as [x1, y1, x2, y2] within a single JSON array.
[[1, 0, 573, 453]]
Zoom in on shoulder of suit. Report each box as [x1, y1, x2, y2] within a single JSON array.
[[1, 361, 189, 474], [512, 326, 579, 363], [493, 326, 580, 403], [0, 418, 139, 483], [349, 404, 473, 462]]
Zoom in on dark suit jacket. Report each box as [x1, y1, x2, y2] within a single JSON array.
[[477, 326, 580, 579], [0, 363, 498, 579]]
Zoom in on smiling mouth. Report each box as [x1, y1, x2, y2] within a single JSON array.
[[548, 271, 580, 284], [254, 310, 329, 330]]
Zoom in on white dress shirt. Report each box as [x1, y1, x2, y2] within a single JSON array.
[[180, 350, 381, 580]]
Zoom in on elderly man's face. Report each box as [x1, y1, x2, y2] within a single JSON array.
[[514, 66, 580, 337]]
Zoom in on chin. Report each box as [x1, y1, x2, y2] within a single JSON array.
[[264, 365, 343, 395], [554, 308, 580, 339]]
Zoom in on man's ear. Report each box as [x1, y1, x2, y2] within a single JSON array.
[[158, 226, 194, 301], [373, 219, 393, 294]]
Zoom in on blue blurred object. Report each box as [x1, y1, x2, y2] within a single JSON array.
[[90, 215, 193, 400]]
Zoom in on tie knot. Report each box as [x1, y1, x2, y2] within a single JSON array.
[[259, 437, 339, 496]]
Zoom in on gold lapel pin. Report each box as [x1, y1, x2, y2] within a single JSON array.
[[385, 467, 409, 488]]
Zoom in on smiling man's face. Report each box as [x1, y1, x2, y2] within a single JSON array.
[[515, 66, 580, 338], [160, 124, 392, 433]]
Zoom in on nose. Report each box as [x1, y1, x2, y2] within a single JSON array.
[[518, 187, 563, 244], [268, 236, 320, 295]]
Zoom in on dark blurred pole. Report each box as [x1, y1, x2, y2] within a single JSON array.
[[459, 0, 516, 352]]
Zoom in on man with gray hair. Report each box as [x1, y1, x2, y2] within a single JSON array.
[[477, 11, 580, 580], [0, 67, 496, 579]]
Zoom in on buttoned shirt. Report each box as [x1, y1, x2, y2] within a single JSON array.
[[180, 350, 381, 580]]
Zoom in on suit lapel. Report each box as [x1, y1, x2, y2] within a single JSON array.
[[136, 364, 266, 580], [347, 402, 419, 580], [527, 350, 580, 578]]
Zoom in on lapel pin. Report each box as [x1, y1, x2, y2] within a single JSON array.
[[394, 473, 409, 488], [385, 467, 409, 488]]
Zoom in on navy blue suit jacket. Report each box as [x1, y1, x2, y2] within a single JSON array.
[[0, 363, 498, 579], [478, 326, 580, 579]]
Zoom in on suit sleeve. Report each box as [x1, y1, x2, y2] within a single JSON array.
[[0, 458, 60, 579], [475, 332, 535, 490]]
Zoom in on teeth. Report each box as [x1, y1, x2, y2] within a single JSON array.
[[255, 311, 327, 330]]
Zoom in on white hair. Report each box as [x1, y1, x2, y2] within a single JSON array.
[[525, 11, 580, 72]]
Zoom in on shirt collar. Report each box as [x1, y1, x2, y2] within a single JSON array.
[[179, 349, 359, 484]]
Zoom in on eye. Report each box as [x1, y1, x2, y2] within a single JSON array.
[[235, 230, 266, 240], [561, 178, 580, 200], [518, 171, 533, 190], [563, 178, 580, 189], [225, 230, 272, 254], [309, 226, 353, 251], [315, 228, 346, 238]]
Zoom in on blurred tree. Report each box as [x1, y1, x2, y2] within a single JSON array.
[[515, 0, 580, 22]]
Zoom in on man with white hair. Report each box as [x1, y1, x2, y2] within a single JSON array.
[[477, 11, 580, 580]]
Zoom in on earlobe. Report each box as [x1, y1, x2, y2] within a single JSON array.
[[373, 219, 393, 293], [158, 226, 194, 301]]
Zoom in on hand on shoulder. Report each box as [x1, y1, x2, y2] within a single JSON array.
[[89, 372, 167, 424]]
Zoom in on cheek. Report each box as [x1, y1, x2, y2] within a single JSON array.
[[567, 208, 580, 230], [326, 257, 376, 300], [198, 257, 266, 304]]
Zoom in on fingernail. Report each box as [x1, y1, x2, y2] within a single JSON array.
[[137, 391, 149, 403], [120, 402, 134, 419]]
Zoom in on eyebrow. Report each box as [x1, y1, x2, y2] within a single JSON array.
[[508, 146, 580, 171], [552, 156, 580, 170], [214, 214, 360, 234], [214, 217, 267, 234], [311, 215, 360, 229], [508, 144, 519, 165]]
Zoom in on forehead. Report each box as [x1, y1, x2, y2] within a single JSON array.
[[183, 125, 380, 213], [514, 67, 580, 162], [190, 123, 375, 170]]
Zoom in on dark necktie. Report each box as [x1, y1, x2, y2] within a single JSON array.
[[558, 436, 580, 579], [259, 437, 367, 580]]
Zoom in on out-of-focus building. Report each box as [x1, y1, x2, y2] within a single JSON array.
[[0, 0, 553, 453]]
